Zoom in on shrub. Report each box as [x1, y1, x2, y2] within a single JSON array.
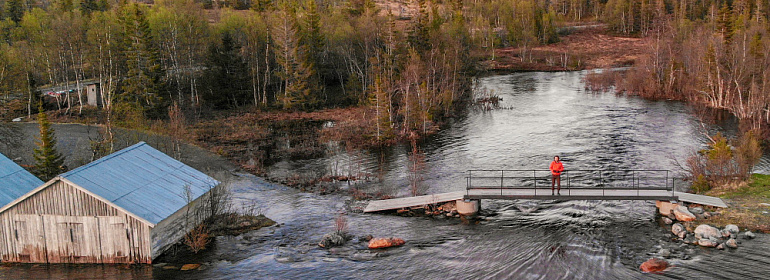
[[184, 224, 211, 254]]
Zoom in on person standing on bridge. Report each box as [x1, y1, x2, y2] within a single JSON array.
[[550, 156, 564, 195]]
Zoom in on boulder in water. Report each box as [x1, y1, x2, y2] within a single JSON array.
[[640, 258, 669, 273], [319, 232, 347, 248], [744, 231, 756, 239], [368, 237, 406, 249], [659, 248, 671, 258], [674, 206, 696, 222], [663, 217, 673, 225], [180, 264, 201, 271], [694, 224, 721, 240], [724, 224, 740, 234], [725, 238, 738, 249], [671, 223, 686, 236], [697, 238, 718, 247]]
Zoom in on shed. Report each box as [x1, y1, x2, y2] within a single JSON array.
[[0, 142, 219, 264], [0, 153, 44, 209]]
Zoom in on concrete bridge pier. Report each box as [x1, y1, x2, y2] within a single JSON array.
[[456, 199, 480, 216]]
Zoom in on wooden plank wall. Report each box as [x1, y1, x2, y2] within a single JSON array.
[[151, 190, 212, 259], [0, 181, 153, 264]]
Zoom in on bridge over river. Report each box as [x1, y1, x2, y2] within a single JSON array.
[[364, 170, 727, 213]]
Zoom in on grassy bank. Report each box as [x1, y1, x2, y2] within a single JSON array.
[[704, 174, 770, 233]]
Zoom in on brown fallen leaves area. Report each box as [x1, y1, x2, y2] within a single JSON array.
[[486, 25, 646, 71]]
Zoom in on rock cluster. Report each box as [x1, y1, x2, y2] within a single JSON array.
[[319, 232, 349, 248], [670, 223, 746, 250], [660, 203, 759, 255]]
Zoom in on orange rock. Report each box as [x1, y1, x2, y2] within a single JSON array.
[[180, 264, 201, 271], [368, 238, 406, 249], [673, 206, 696, 222], [640, 258, 669, 273]]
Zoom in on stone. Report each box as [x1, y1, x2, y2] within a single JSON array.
[[671, 223, 686, 237], [640, 258, 669, 273], [697, 239, 718, 248], [688, 207, 704, 214], [744, 231, 756, 239], [694, 224, 721, 240], [721, 229, 732, 238], [703, 212, 711, 218], [319, 232, 347, 248], [11, 117, 22, 122], [677, 230, 687, 239], [724, 224, 740, 234], [656, 201, 678, 216], [659, 249, 671, 258], [674, 206, 696, 222], [180, 264, 201, 271], [725, 238, 738, 249], [663, 217, 673, 225], [717, 243, 725, 250], [368, 237, 406, 249]]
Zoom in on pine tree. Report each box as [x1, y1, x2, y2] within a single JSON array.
[[302, 0, 324, 103], [33, 105, 66, 181], [120, 3, 167, 118], [5, 0, 24, 24], [273, 2, 314, 110], [203, 32, 250, 109]]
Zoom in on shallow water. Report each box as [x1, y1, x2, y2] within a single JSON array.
[[2, 71, 769, 279]]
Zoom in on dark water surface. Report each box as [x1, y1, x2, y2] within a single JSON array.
[[2, 71, 769, 279]]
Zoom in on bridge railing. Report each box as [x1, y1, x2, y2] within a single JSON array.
[[465, 169, 676, 197]]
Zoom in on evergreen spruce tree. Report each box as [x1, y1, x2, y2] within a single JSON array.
[[5, 0, 25, 24], [302, 0, 324, 104], [203, 32, 250, 109], [33, 104, 66, 181], [120, 3, 167, 119]]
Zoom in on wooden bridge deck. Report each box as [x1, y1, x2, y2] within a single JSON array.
[[364, 189, 727, 213], [363, 191, 465, 213]]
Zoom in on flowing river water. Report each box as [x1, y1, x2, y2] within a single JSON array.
[[2, 71, 770, 279]]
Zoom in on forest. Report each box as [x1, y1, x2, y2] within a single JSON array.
[[0, 0, 561, 144], [591, 0, 770, 137], [1, 0, 769, 143]]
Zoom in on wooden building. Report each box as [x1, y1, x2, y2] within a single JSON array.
[[0, 142, 219, 264]]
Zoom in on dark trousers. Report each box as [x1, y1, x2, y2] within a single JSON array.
[[551, 174, 561, 189]]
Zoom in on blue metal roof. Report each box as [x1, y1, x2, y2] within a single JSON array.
[[0, 153, 44, 208], [60, 142, 219, 224]]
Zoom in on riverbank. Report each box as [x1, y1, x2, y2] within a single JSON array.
[[703, 174, 770, 233], [482, 24, 645, 72]]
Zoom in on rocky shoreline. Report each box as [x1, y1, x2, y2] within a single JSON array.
[[641, 202, 760, 273]]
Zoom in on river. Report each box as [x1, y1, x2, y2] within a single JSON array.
[[2, 71, 769, 279]]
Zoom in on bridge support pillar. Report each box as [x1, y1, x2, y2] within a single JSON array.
[[655, 200, 678, 216], [456, 199, 480, 216]]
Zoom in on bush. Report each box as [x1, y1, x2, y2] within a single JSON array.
[[691, 174, 711, 193], [685, 131, 763, 193], [184, 224, 211, 254]]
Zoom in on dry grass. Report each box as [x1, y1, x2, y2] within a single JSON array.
[[486, 24, 646, 71]]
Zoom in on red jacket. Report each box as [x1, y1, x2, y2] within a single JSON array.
[[550, 161, 564, 175]]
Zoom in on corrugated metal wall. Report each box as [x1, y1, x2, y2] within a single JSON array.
[[0, 181, 153, 264]]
